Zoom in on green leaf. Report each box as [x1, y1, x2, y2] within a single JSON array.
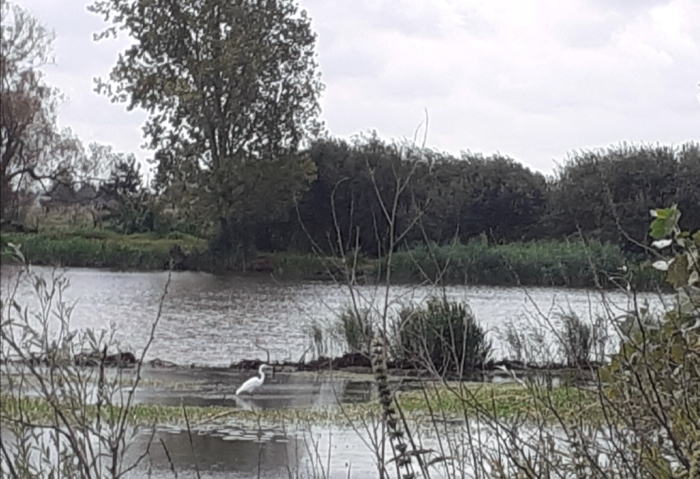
[[649, 208, 681, 239], [650, 218, 668, 239], [666, 254, 689, 288], [654, 208, 672, 220], [693, 230, 700, 247]]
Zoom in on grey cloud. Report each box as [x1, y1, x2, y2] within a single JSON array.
[[587, 0, 671, 13], [302, 0, 446, 39], [456, 8, 498, 38], [362, 3, 446, 38], [559, 17, 623, 49], [318, 48, 386, 80], [15, 0, 700, 175], [375, 68, 459, 101]]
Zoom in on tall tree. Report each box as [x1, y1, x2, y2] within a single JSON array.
[[90, 0, 324, 253], [0, 0, 84, 220]]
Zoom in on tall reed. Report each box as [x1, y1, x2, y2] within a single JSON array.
[[387, 238, 653, 288]]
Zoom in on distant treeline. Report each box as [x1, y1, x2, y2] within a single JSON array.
[[243, 136, 699, 258]]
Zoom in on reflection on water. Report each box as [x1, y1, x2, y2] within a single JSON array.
[[1, 266, 672, 478], [136, 367, 374, 409], [4, 417, 623, 479], [136, 429, 299, 479], [128, 426, 378, 479], [0, 364, 376, 409], [1, 266, 670, 367]]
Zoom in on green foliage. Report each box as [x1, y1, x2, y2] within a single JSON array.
[[387, 238, 625, 288], [241, 138, 699, 261], [91, 0, 323, 257], [549, 143, 700, 249], [557, 312, 592, 366], [99, 158, 163, 235], [290, 136, 550, 256], [0, 229, 208, 270], [599, 206, 700, 477], [336, 306, 375, 355], [264, 252, 348, 279], [0, 1, 84, 222], [396, 297, 491, 373]]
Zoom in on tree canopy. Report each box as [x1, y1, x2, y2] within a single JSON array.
[[90, 0, 324, 253], [242, 137, 699, 258], [0, 1, 86, 220]]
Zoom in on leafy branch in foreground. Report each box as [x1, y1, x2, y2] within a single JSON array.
[[0, 245, 171, 478], [598, 206, 700, 477]]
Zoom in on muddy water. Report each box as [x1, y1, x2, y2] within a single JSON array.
[[1, 265, 669, 367]]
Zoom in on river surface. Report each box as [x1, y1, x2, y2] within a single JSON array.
[[1, 265, 673, 478], [1, 265, 670, 367]]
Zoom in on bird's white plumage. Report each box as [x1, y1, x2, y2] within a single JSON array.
[[235, 364, 269, 395]]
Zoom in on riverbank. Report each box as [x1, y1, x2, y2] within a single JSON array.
[[0, 381, 598, 427], [0, 228, 663, 289]]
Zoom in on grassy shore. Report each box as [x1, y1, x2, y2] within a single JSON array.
[[387, 239, 663, 289], [0, 228, 663, 289], [0, 228, 210, 270], [0, 383, 599, 427]]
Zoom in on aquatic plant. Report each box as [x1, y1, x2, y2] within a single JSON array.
[[386, 238, 648, 289], [557, 311, 593, 366], [337, 305, 375, 355], [0, 228, 209, 270], [395, 297, 492, 374]]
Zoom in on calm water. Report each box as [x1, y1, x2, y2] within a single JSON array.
[[1, 266, 672, 477], [1, 265, 670, 367]]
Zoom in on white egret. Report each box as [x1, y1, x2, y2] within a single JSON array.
[[235, 364, 271, 396]]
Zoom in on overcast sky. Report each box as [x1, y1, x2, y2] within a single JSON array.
[[14, 0, 700, 175]]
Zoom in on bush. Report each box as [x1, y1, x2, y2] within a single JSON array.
[[395, 297, 491, 374], [337, 306, 375, 355], [0, 230, 208, 270], [599, 206, 700, 476], [387, 238, 629, 288], [557, 311, 592, 366]]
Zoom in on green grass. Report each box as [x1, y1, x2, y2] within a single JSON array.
[[262, 252, 375, 279], [0, 383, 601, 428], [0, 228, 209, 270], [386, 238, 663, 289], [398, 383, 600, 423], [0, 227, 664, 289]]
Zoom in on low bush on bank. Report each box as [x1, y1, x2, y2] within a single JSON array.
[[1, 227, 666, 290], [0, 230, 208, 270], [394, 297, 492, 373], [387, 238, 657, 288], [323, 296, 492, 372]]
